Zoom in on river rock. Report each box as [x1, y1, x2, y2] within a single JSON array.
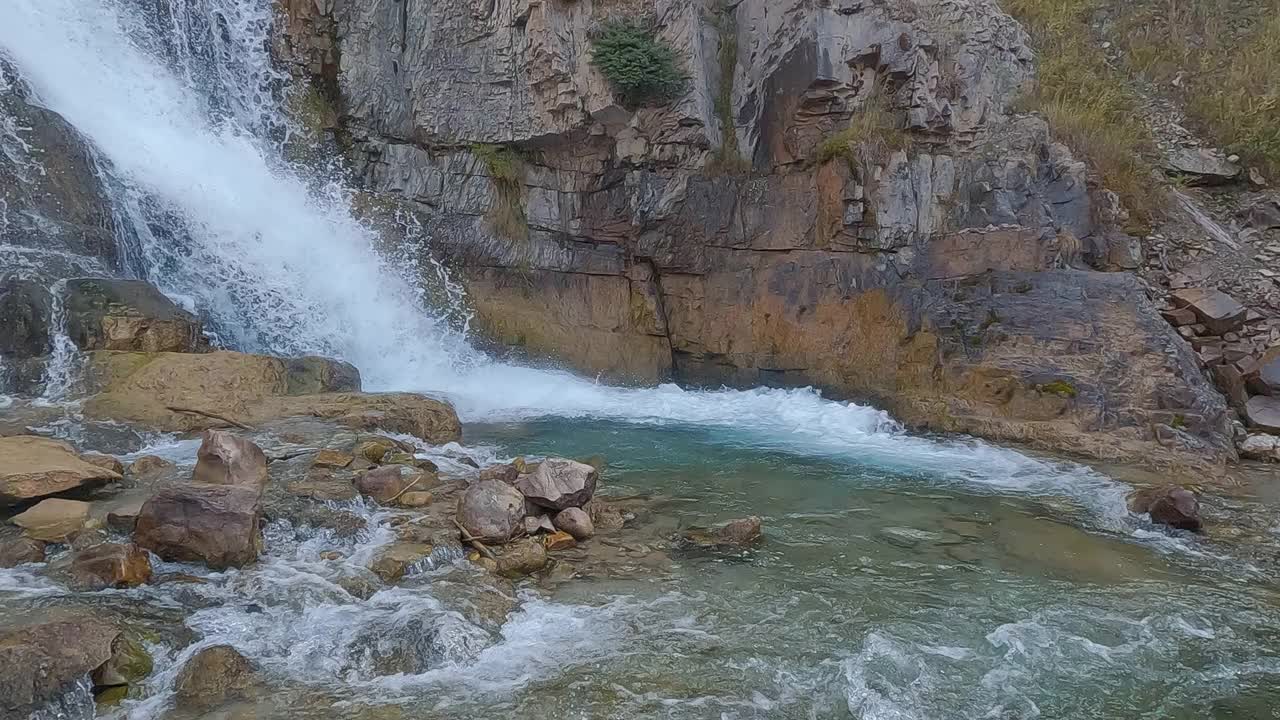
[[1239, 433, 1280, 461], [355, 438, 397, 464], [369, 542, 434, 582], [192, 430, 269, 492], [355, 464, 430, 504], [62, 278, 204, 353], [515, 458, 597, 511], [1163, 147, 1241, 184], [678, 516, 764, 551], [80, 453, 126, 475], [0, 536, 46, 567], [495, 537, 548, 577], [1128, 486, 1202, 531], [128, 454, 175, 481], [397, 491, 433, 508], [174, 645, 258, 710], [457, 479, 526, 544], [0, 435, 121, 506], [69, 542, 152, 590], [1170, 288, 1247, 335], [543, 530, 576, 551], [0, 615, 122, 717], [1243, 395, 1280, 433], [91, 635, 153, 690], [524, 514, 555, 535], [312, 448, 353, 469], [133, 484, 264, 569], [585, 498, 626, 531], [106, 499, 147, 532], [82, 349, 461, 442], [478, 462, 520, 484], [553, 507, 594, 540], [10, 498, 91, 541]]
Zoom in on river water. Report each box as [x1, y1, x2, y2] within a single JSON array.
[[1, 0, 1279, 718]]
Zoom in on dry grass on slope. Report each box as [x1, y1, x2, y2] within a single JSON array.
[[1116, 0, 1280, 177], [1004, 0, 1164, 231]]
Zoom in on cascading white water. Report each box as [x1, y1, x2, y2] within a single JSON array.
[[0, 0, 1137, 519]]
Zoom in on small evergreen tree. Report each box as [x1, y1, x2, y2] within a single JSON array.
[[591, 20, 685, 106]]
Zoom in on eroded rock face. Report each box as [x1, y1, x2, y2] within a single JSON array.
[[275, 0, 1234, 466], [193, 430, 269, 492], [133, 484, 264, 569], [456, 480, 526, 544], [63, 278, 205, 353]]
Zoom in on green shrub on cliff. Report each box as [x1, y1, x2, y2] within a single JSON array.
[[815, 92, 909, 167], [470, 143, 527, 241], [591, 20, 685, 106]]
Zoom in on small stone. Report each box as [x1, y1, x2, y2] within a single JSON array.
[[553, 507, 595, 540], [312, 449, 354, 469], [395, 490, 433, 508], [354, 465, 430, 504], [1161, 308, 1197, 326], [11, 498, 90, 541], [1248, 167, 1268, 187], [1128, 486, 1202, 531], [369, 542, 434, 582], [585, 498, 626, 531], [319, 550, 343, 561], [355, 439, 394, 464], [543, 530, 577, 551]]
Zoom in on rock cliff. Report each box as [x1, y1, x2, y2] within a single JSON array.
[[276, 0, 1231, 466]]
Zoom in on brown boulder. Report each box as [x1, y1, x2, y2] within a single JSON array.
[[456, 480, 526, 544], [354, 465, 431, 504], [134, 484, 263, 569], [192, 430, 268, 492], [496, 537, 548, 577], [62, 278, 204, 353], [1128, 486, 1202, 531], [0, 435, 120, 506], [69, 542, 152, 590], [0, 536, 46, 567], [174, 645, 257, 710], [553, 507, 595, 540], [10, 498, 90, 541], [515, 458, 597, 511]]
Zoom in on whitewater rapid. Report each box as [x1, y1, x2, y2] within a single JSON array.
[[0, 0, 1136, 523]]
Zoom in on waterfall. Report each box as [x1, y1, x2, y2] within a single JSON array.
[[0, 0, 1135, 512]]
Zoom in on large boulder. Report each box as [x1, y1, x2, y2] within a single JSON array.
[[81, 350, 460, 442], [192, 430, 268, 492], [0, 615, 126, 718], [62, 278, 205, 353], [1128, 486, 1202, 531], [173, 645, 257, 710], [69, 542, 152, 590], [0, 435, 121, 506], [10, 498, 91, 541], [515, 458, 597, 511], [456, 480, 526, 544], [133, 484, 264, 569]]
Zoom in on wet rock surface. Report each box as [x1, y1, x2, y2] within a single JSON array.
[[193, 429, 269, 491], [0, 435, 121, 506], [1128, 486, 1203, 531], [0, 615, 124, 718], [134, 484, 264, 569], [62, 278, 205, 353], [68, 541, 152, 590], [174, 644, 258, 710]]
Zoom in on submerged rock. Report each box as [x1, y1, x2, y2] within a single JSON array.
[[193, 429, 269, 492], [174, 645, 258, 710], [62, 278, 205, 353], [0, 435, 121, 506], [515, 458, 597, 511], [133, 484, 264, 569], [457, 480, 526, 544], [10, 498, 91, 541], [495, 537, 548, 577], [678, 516, 764, 551], [553, 507, 594, 540], [1128, 486, 1202, 531], [69, 542, 152, 590], [369, 542, 434, 582]]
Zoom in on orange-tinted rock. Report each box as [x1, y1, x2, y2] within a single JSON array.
[[0, 436, 120, 506], [69, 542, 152, 590], [543, 530, 577, 552]]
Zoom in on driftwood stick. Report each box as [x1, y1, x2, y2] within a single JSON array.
[[165, 405, 256, 432], [384, 475, 424, 504], [452, 519, 498, 561]]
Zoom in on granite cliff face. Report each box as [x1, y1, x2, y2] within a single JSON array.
[[274, 0, 1232, 466]]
